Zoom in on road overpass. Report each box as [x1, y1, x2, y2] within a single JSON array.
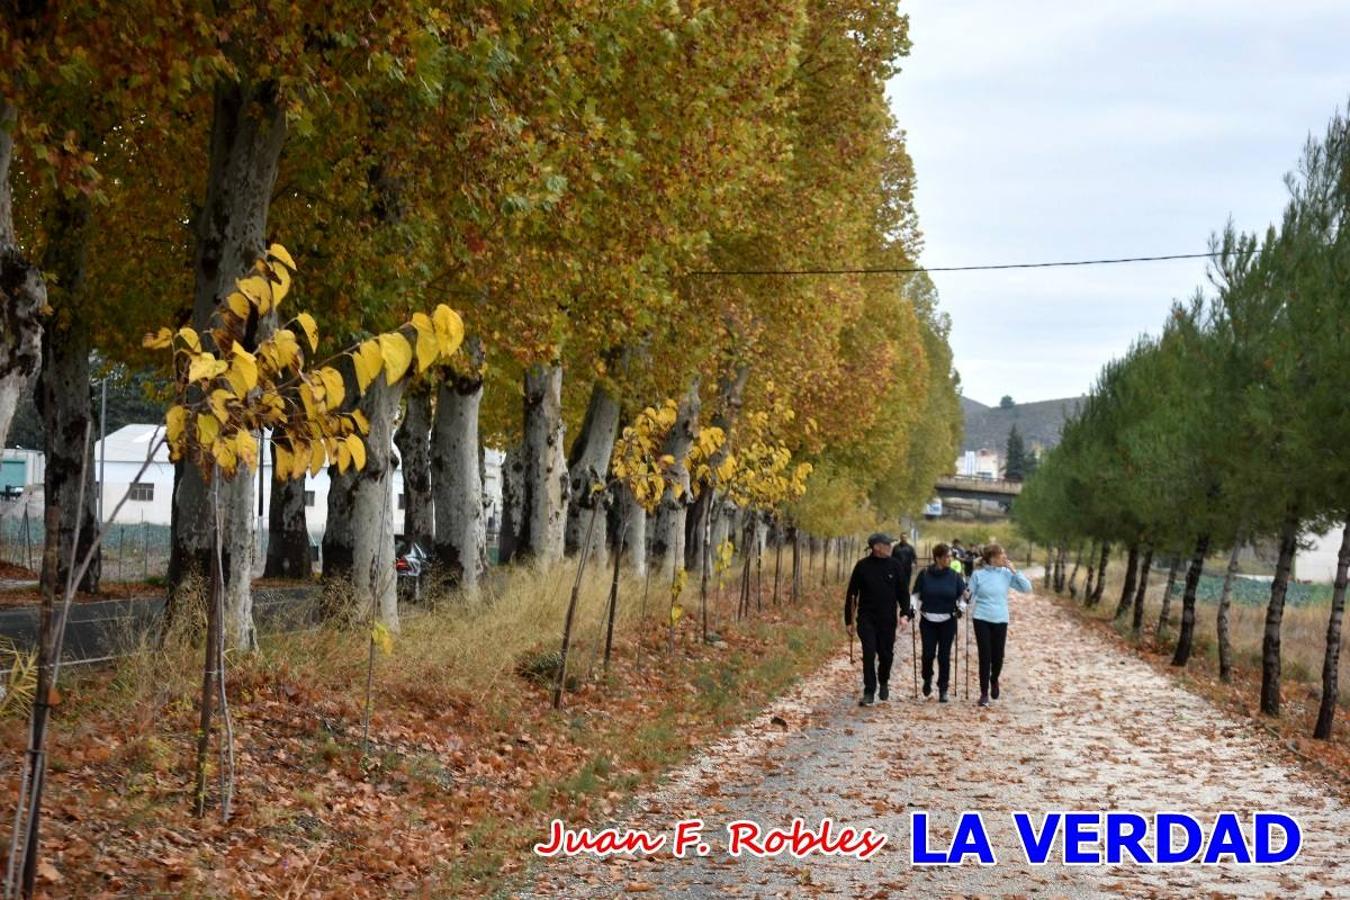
[[934, 475, 1023, 506]]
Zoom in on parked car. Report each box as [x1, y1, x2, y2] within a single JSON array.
[[395, 539, 429, 602]]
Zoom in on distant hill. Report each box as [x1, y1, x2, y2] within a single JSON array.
[[960, 395, 1085, 453]]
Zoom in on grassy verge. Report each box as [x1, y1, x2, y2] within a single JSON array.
[[1049, 563, 1350, 790], [0, 557, 845, 897]]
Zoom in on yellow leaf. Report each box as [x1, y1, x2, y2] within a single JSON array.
[[237, 274, 273, 312], [378, 332, 413, 385], [317, 367, 346, 409], [669, 603, 684, 625], [308, 440, 327, 476], [353, 340, 382, 392], [212, 437, 237, 473], [236, 430, 259, 470], [274, 444, 293, 480], [336, 441, 352, 474], [188, 352, 221, 384], [208, 389, 231, 423], [414, 320, 439, 373], [432, 304, 465, 356], [166, 406, 188, 445], [143, 327, 173, 349], [345, 433, 367, 471], [351, 410, 370, 435], [197, 413, 220, 448], [177, 327, 202, 353], [231, 343, 259, 392], [267, 242, 297, 271], [296, 313, 319, 353], [298, 382, 318, 420], [224, 291, 251, 319], [268, 260, 292, 305]]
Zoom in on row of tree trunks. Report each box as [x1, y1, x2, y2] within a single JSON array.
[[1067, 543, 1084, 599], [168, 77, 286, 645], [1216, 538, 1243, 681], [430, 349, 487, 587], [1260, 513, 1301, 716], [685, 366, 749, 575], [1170, 533, 1211, 666], [1082, 541, 1097, 598], [1131, 545, 1153, 636], [322, 374, 404, 629], [394, 380, 434, 552], [1115, 542, 1140, 619], [565, 379, 621, 566], [1156, 558, 1181, 636], [263, 457, 310, 578], [0, 99, 47, 453], [518, 363, 567, 564], [36, 191, 99, 594], [651, 379, 699, 582], [1314, 520, 1350, 739], [1089, 542, 1111, 605]]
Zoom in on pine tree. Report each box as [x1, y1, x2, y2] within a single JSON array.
[[1004, 424, 1027, 481]]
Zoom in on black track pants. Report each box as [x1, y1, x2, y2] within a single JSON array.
[[919, 616, 958, 691], [856, 615, 897, 695], [973, 618, 1009, 696]]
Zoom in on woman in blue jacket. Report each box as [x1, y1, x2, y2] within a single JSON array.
[[912, 543, 967, 702], [967, 543, 1033, 706]]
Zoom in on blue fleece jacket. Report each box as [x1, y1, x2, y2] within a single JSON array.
[[967, 566, 1033, 624]]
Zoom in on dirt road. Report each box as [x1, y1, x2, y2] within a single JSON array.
[[524, 586, 1350, 898]]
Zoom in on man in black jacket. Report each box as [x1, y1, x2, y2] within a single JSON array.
[[891, 534, 917, 593], [845, 533, 914, 706]]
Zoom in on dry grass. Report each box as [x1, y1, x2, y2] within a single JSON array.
[[77, 548, 823, 741], [17, 550, 847, 896]]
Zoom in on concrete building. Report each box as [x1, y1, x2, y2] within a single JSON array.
[[94, 424, 503, 538], [955, 449, 1002, 479]]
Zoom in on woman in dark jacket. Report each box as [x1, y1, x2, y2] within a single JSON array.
[[912, 543, 967, 702]]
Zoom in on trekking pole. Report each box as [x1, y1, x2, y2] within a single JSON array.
[[964, 610, 971, 700], [910, 613, 919, 699], [847, 596, 855, 665]]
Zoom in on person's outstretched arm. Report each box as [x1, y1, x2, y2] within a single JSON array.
[[1009, 565, 1033, 594]]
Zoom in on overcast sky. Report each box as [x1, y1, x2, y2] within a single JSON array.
[[888, 0, 1350, 405]]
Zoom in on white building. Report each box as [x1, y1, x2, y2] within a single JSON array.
[[1298, 527, 1343, 583], [955, 449, 1002, 479], [94, 424, 503, 539]]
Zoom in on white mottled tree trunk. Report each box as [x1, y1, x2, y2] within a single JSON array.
[[324, 375, 404, 630], [519, 363, 567, 563], [565, 380, 621, 566], [431, 350, 487, 588], [169, 78, 285, 637], [620, 485, 647, 576], [651, 379, 700, 583], [224, 471, 257, 650], [0, 100, 45, 452]]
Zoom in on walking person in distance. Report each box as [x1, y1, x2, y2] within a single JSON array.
[[968, 543, 1033, 707], [912, 543, 966, 702], [844, 533, 914, 707], [891, 534, 917, 591]]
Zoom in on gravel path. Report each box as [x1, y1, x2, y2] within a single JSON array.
[[523, 587, 1350, 898]]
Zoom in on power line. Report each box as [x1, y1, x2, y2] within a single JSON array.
[[688, 251, 1214, 277]]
